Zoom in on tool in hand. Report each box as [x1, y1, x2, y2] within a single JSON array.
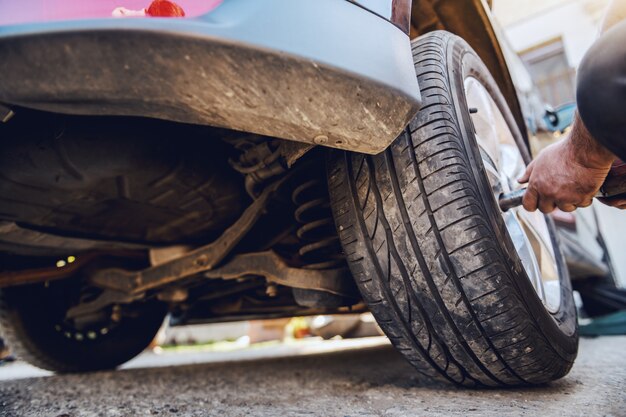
[[499, 165, 626, 212]]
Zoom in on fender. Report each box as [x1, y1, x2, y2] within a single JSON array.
[[410, 0, 528, 140], [0, 0, 420, 154]]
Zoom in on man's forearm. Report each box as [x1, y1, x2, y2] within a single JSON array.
[[568, 113, 615, 168]]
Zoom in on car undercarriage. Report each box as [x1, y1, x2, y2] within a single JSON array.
[[0, 109, 362, 324]]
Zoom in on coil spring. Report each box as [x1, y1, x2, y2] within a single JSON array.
[[292, 178, 344, 270]]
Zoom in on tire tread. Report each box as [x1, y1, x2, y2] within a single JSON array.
[[327, 31, 576, 387]]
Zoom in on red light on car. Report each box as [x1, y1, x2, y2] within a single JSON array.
[[145, 0, 186, 17], [0, 0, 223, 26]]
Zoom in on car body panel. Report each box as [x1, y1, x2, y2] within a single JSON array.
[[0, 0, 420, 154]]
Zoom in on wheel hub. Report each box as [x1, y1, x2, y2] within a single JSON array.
[[464, 77, 561, 313]]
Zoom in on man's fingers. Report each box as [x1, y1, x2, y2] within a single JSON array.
[[558, 198, 591, 212], [538, 197, 557, 214], [558, 203, 577, 213], [522, 187, 539, 212]]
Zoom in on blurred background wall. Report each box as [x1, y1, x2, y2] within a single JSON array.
[[494, 0, 608, 107]]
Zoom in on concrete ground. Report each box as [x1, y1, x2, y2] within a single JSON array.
[[0, 336, 624, 417]]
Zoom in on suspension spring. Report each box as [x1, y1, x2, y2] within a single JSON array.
[[292, 178, 344, 270]]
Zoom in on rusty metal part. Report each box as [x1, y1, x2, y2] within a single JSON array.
[[0, 251, 142, 289], [204, 251, 356, 297], [230, 139, 287, 198], [265, 283, 278, 298], [66, 251, 355, 320], [292, 178, 345, 270], [279, 141, 315, 169], [65, 290, 141, 320], [149, 245, 192, 266], [156, 288, 189, 303], [91, 177, 288, 294]]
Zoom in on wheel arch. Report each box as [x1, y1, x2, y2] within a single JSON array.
[[410, 0, 528, 144]]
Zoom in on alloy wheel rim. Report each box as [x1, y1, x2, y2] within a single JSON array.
[[464, 77, 561, 313]]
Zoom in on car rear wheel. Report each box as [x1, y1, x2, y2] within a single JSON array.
[[327, 31, 578, 387], [0, 278, 166, 373]]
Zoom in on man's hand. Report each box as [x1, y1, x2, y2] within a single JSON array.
[[518, 115, 615, 213]]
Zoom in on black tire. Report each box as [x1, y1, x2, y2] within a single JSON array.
[[327, 31, 578, 387], [0, 281, 166, 372], [0, 336, 10, 361]]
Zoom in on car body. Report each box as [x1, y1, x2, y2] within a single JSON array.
[[0, 0, 612, 383]]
